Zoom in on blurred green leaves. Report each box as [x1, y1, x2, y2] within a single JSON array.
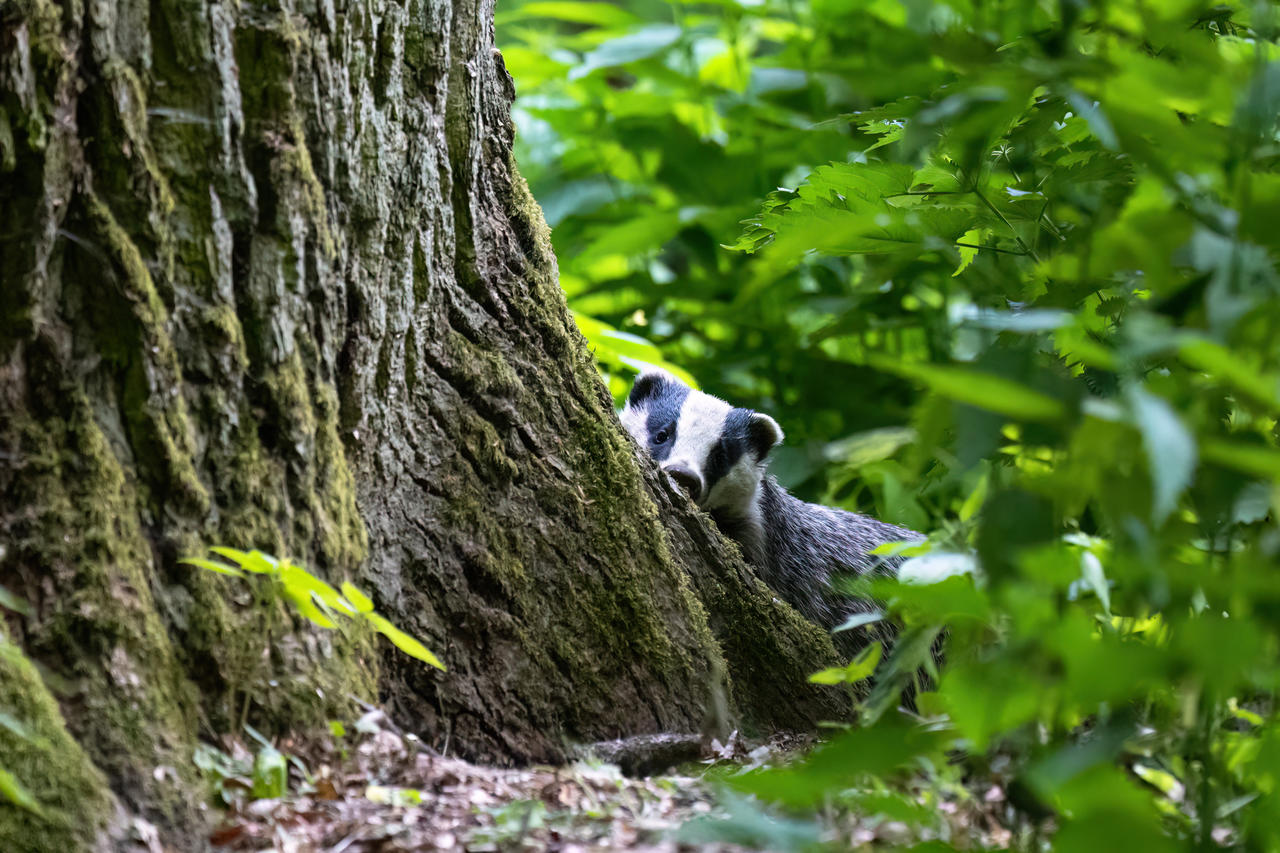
[[503, 0, 1280, 846]]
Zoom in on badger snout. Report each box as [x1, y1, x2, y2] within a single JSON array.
[[662, 463, 704, 503]]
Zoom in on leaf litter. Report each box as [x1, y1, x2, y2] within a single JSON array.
[[199, 712, 1024, 851]]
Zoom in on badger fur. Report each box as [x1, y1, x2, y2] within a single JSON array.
[[620, 369, 922, 657]]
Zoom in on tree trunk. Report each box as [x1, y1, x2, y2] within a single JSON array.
[[0, 0, 844, 846]]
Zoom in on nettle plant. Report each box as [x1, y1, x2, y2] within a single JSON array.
[[510, 0, 1280, 847], [723, 2, 1280, 849]]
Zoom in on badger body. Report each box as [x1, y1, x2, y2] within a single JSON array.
[[620, 370, 921, 653]]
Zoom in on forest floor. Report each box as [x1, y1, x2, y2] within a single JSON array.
[[186, 709, 1025, 852]]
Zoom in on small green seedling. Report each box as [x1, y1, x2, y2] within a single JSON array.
[[182, 547, 445, 670]]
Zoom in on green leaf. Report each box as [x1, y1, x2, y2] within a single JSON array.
[[279, 564, 355, 616], [569, 25, 682, 81], [1200, 439, 1280, 479], [341, 582, 375, 614], [832, 610, 885, 634], [1126, 385, 1196, 524], [897, 552, 977, 585], [209, 547, 278, 574], [281, 588, 338, 629], [0, 768, 44, 817], [1065, 90, 1119, 149], [252, 745, 288, 799], [0, 585, 32, 616], [869, 357, 1067, 421], [572, 311, 698, 387], [1180, 337, 1280, 411], [0, 712, 35, 743], [824, 427, 916, 468], [367, 613, 446, 670], [1131, 763, 1183, 801], [809, 642, 882, 685], [942, 659, 1045, 751], [677, 789, 822, 850], [179, 557, 246, 578], [497, 1, 640, 28], [1079, 551, 1111, 616], [953, 228, 980, 276], [734, 719, 946, 807]]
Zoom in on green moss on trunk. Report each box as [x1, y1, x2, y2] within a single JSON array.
[[0, 628, 113, 853]]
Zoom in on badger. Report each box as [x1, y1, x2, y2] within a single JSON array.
[[619, 369, 922, 657]]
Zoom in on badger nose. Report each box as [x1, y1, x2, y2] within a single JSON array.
[[663, 464, 703, 503]]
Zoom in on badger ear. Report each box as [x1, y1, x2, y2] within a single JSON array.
[[626, 371, 665, 408], [627, 367, 683, 408], [747, 412, 784, 459]]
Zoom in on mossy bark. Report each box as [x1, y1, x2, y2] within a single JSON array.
[[0, 0, 845, 844], [0, 626, 113, 853]]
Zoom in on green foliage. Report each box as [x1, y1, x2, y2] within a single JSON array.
[[183, 547, 445, 671], [193, 725, 321, 806], [0, 715, 44, 821], [0, 589, 41, 814], [0, 768, 43, 819], [0, 594, 45, 820], [0, 628, 112, 851], [503, 0, 1280, 846], [0, 586, 31, 617], [807, 640, 881, 686], [251, 742, 289, 800]]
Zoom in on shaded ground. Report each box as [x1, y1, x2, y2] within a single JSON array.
[[168, 712, 1025, 852]]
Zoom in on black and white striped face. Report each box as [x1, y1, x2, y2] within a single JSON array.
[[620, 370, 783, 518]]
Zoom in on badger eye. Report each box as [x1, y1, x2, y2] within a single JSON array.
[[653, 429, 670, 444]]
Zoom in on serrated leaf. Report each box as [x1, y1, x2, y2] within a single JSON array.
[[868, 540, 929, 558], [953, 228, 980, 276], [863, 120, 905, 152], [367, 613, 446, 670], [207, 546, 251, 565]]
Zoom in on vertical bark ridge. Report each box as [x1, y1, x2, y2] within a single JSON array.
[[0, 0, 848, 844]]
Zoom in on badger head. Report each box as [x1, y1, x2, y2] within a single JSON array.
[[620, 369, 783, 518]]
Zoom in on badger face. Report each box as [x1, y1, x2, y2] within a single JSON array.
[[620, 370, 783, 519]]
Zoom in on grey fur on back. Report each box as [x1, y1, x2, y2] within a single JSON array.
[[716, 477, 920, 657], [620, 369, 923, 658]]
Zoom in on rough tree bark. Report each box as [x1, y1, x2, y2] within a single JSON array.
[[0, 0, 846, 847]]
